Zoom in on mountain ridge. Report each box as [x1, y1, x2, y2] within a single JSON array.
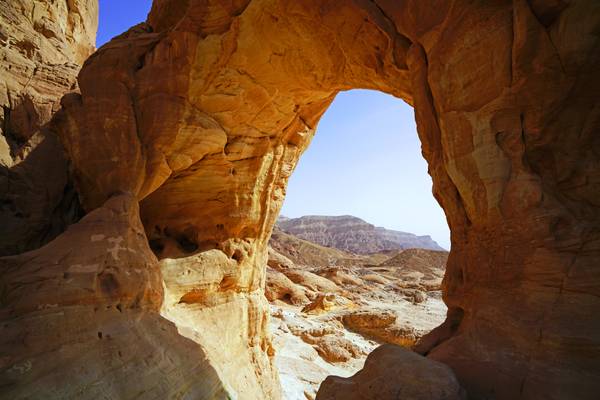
[[276, 215, 445, 254]]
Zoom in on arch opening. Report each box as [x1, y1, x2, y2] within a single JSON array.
[[267, 88, 451, 398]]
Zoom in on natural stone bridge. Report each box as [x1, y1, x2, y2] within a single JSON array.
[[1, 1, 598, 399]]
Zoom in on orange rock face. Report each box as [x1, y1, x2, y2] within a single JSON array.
[[0, 0, 98, 255], [2, 0, 599, 399]]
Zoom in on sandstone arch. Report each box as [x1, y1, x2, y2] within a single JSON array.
[[1, 1, 599, 399]]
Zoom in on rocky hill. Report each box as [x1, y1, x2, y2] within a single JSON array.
[[269, 227, 391, 268], [276, 215, 444, 254]]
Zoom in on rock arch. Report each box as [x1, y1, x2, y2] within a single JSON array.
[[2, 1, 599, 399]]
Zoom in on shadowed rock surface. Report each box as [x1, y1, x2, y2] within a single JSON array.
[[316, 344, 466, 400], [0, 0, 97, 256]]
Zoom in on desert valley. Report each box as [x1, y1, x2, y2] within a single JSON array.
[[266, 216, 448, 398]]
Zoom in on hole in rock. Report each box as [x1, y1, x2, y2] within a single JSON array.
[[269, 89, 451, 399], [176, 235, 199, 254], [281, 293, 293, 304], [231, 249, 244, 263], [98, 272, 119, 295], [219, 275, 238, 291], [148, 239, 164, 255]]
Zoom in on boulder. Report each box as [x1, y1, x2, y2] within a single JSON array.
[[266, 267, 310, 305], [302, 293, 354, 315], [316, 344, 466, 400], [342, 309, 418, 347]]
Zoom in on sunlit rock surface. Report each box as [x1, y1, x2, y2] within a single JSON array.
[[0, 194, 231, 399]]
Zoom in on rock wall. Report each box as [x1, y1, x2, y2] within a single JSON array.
[[0, 194, 232, 398], [1, 3, 234, 397], [1, 0, 599, 399], [0, 0, 98, 255], [407, 2, 600, 398]]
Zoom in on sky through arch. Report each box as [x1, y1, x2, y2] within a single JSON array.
[[281, 90, 450, 249]]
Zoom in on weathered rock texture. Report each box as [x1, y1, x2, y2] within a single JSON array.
[[265, 267, 310, 305], [2, 0, 600, 399], [316, 344, 466, 400], [278, 215, 444, 253], [342, 310, 420, 347], [0, 194, 232, 399], [0, 0, 98, 256]]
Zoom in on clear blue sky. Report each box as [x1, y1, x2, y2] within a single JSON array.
[[281, 90, 450, 249], [96, 0, 153, 47], [96, 2, 450, 249]]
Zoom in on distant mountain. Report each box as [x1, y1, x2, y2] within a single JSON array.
[[276, 215, 444, 254]]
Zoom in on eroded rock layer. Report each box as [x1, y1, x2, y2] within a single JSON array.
[[0, 194, 232, 399], [1, 0, 599, 399], [0, 0, 97, 256]]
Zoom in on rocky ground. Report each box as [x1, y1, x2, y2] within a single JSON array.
[[266, 226, 448, 399]]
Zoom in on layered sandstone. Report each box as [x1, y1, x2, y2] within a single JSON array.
[[278, 215, 444, 253], [0, 0, 98, 256], [1, 0, 599, 399]]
